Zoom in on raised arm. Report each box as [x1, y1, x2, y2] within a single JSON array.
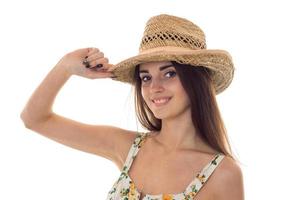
[[20, 47, 137, 170]]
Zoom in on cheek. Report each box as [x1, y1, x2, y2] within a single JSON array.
[[169, 80, 184, 94], [141, 87, 147, 99], [141, 88, 150, 105], [173, 83, 190, 105]]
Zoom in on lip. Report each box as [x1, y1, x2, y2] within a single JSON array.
[[151, 96, 172, 101]]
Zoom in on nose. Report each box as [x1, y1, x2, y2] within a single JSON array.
[[149, 77, 164, 93]]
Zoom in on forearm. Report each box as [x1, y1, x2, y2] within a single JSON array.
[[21, 63, 72, 125]]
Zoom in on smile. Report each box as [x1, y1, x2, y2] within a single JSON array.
[[152, 97, 171, 106]]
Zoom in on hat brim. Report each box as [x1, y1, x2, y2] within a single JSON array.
[[110, 49, 234, 94]]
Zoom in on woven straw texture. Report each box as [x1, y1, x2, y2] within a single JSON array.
[[111, 14, 234, 95]]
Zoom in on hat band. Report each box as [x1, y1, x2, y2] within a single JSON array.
[[138, 46, 202, 55]]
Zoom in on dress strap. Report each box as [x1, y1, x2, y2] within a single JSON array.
[[122, 132, 148, 173], [184, 153, 225, 199]]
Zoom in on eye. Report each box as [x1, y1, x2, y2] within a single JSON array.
[[140, 75, 151, 82], [165, 71, 176, 78], [140, 71, 176, 83]]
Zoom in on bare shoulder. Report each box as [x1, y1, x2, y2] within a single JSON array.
[[114, 130, 143, 170], [213, 156, 245, 200]]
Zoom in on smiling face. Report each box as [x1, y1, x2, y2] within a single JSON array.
[[138, 61, 191, 120]]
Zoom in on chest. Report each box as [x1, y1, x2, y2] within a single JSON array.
[[127, 148, 216, 199]]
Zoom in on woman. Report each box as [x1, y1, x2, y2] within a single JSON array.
[[21, 14, 244, 200]]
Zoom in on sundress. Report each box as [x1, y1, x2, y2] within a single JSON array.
[[106, 132, 225, 200]]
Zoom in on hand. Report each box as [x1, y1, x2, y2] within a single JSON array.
[[56, 47, 115, 79]]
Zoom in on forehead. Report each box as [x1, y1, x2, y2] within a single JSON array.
[[139, 61, 173, 71]]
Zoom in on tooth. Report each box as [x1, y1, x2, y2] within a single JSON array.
[[154, 98, 169, 103]]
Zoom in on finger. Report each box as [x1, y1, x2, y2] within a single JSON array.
[[105, 64, 115, 72], [103, 63, 114, 69], [83, 47, 95, 56], [86, 70, 114, 79], [86, 52, 104, 62], [86, 47, 99, 57], [82, 48, 100, 68], [89, 57, 109, 68], [90, 63, 113, 73]]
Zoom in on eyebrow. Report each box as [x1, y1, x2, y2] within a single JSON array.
[[139, 64, 174, 74]]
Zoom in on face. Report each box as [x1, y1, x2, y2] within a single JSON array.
[[139, 61, 191, 120]]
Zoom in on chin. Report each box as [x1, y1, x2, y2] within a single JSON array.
[[152, 110, 176, 120], [152, 104, 191, 120]]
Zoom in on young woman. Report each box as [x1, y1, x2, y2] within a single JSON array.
[[21, 14, 244, 200]]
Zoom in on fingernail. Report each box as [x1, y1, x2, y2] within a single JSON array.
[[83, 59, 90, 67], [96, 64, 103, 68], [85, 56, 88, 59]]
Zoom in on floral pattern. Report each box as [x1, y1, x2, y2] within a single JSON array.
[[106, 132, 225, 200]]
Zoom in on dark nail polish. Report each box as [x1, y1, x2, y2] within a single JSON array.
[[85, 56, 88, 59], [83, 60, 89, 65]]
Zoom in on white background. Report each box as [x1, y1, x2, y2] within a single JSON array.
[[1, 0, 299, 199]]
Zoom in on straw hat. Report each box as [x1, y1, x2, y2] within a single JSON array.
[[110, 14, 234, 94]]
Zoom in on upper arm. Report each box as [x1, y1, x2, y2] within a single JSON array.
[[23, 113, 138, 169], [214, 157, 245, 200]]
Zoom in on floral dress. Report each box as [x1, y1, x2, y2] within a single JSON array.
[[106, 132, 225, 200]]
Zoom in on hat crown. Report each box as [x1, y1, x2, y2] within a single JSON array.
[[139, 14, 207, 52]]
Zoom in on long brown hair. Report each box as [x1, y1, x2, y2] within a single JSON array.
[[133, 61, 235, 160]]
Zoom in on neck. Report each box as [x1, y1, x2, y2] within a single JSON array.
[[152, 111, 209, 154]]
